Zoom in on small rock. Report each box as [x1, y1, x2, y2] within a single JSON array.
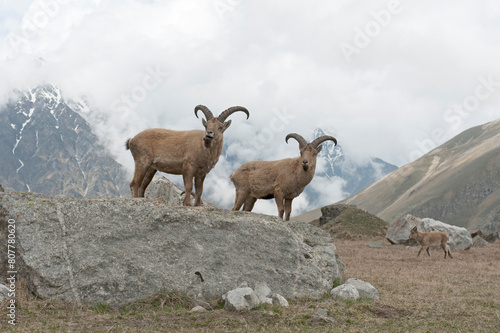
[[345, 278, 379, 300], [223, 287, 260, 311], [194, 294, 213, 310], [366, 241, 383, 248], [310, 308, 335, 325], [190, 306, 207, 312], [330, 284, 359, 301], [0, 284, 10, 302], [471, 236, 489, 248], [272, 293, 289, 307], [254, 282, 272, 305]]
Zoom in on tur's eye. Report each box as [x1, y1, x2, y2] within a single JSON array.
[[219, 126, 223, 130]]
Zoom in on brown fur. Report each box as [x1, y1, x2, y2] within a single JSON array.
[[230, 133, 336, 221], [409, 226, 453, 259], [126, 105, 248, 205]]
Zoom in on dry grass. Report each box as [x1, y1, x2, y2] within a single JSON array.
[[2, 239, 500, 332]]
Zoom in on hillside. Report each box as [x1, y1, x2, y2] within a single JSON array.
[[341, 118, 500, 232], [306, 204, 389, 240]]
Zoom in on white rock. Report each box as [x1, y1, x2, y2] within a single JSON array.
[[330, 284, 359, 301], [190, 306, 207, 312], [344, 278, 379, 300], [0, 284, 10, 302], [254, 282, 272, 305], [272, 293, 289, 307], [223, 287, 261, 311]]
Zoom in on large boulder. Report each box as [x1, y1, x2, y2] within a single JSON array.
[[419, 218, 472, 250], [0, 192, 343, 306], [386, 214, 473, 250], [386, 214, 421, 245]]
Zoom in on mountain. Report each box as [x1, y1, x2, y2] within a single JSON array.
[[0, 85, 130, 197], [342, 118, 500, 232], [305, 128, 397, 198]]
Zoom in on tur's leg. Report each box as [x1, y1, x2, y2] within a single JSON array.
[[182, 167, 195, 206], [242, 197, 257, 211], [426, 247, 431, 257], [194, 174, 206, 206], [232, 190, 248, 211], [417, 247, 424, 257], [284, 199, 293, 221], [274, 190, 285, 220], [130, 160, 152, 198], [138, 167, 157, 197]]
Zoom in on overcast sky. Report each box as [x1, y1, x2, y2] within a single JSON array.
[[1, 0, 500, 213]]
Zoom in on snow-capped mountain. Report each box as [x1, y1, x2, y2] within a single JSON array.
[[0, 85, 130, 197], [310, 128, 398, 197]]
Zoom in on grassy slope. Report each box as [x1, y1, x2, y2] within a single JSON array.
[[310, 205, 389, 240]]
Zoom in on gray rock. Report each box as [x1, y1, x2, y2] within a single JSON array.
[[190, 305, 207, 312], [0, 184, 4, 192], [471, 236, 489, 248], [310, 308, 336, 325], [330, 284, 359, 301], [386, 214, 421, 245], [366, 241, 383, 248], [0, 192, 343, 306], [420, 218, 472, 250], [272, 293, 289, 307], [223, 287, 260, 311], [254, 282, 272, 305], [145, 176, 215, 207], [345, 278, 379, 300], [386, 214, 473, 250], [0, 283, 10, 302]]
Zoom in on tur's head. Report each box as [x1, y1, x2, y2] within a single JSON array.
[[194, 105, 249, 146], [285, 133, 337, 171], [409, 226, 418, 239]]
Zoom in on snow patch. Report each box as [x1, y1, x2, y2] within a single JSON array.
[[16, 159, 24, 173]]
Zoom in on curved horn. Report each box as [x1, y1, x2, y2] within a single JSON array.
[[285, 133, 308, 149], [311, 135, 337, 148], [194, 105, 214, 120], [217, 106, 250, 123]]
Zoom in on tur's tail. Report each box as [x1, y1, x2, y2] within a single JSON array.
[[125, 138, 131, 150]]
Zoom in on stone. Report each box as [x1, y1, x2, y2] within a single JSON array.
[[190, 306, 207, 312], [254, 282, 272, 305], [330, 284, 359, 301], [471, 236, 489, 248], [344, 278, 379, 300], [386, 214, 473, 250], [366, 241, 383, 248], [272, 293, 289, 307], [145, 176, 215, 207], [386, 214, 421, 245], [223, 287, 260, 311], [310, 308, 336, 325], [0, 283, 10, 302], [0, 184, 4, 192], [419, 218, 472, 250], [0, 192, 343, 306]]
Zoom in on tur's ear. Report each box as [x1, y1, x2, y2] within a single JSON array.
[[202, 118, 207, 128], [412, 226, 417, 231], [224, 120, 232, 130], [316, 145, 323, 153]]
